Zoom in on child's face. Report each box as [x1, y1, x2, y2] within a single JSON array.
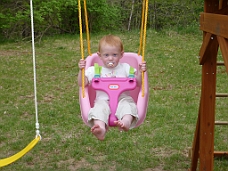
[[98, 44, 123, 68]]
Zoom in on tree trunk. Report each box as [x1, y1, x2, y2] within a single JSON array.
[[128, 0, 135, 31]]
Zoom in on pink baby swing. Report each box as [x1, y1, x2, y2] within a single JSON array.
[[78, 0, 149, 128]]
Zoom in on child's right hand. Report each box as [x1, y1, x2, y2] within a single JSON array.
[[78, 59, 86, 70]]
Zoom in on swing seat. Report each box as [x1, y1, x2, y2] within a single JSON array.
[[0, 135, 41, 167], [79, 52, 149, 128], [92, 77, 137, 126]]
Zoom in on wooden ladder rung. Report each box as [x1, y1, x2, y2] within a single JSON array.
[[214, 151, 228, 157], [215, 121, 228, 125], [216, 93, 228, 97], [217, 61, 225, 66]]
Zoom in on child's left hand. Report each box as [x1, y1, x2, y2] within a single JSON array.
[[139, 61, 147, 72]]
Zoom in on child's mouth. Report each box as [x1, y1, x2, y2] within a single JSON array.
[[108, 62, 114, 67]]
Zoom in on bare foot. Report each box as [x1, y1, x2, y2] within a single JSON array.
[[91, 124, 106, 140], [114, 120, 131, 131]]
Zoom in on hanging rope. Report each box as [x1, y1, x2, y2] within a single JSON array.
[[0, 0, 41, 167], [138, 0, 146, 56], [78, 0, 85, 98], [84, 0, 91, 56], [141, 0, 149, 97], [141, 0, 148, 62], [30, 0, 41, 137]]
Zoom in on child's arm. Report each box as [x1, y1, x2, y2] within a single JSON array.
[[135, 61, 147, 86], [78, 59, 89, 86]]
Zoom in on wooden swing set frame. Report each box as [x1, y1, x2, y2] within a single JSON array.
[[190, 0, 228, 170]]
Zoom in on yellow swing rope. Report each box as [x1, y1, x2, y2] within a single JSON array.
[[84, 0, 91, 56], [138, 0, 146, 56], [78, 0, 85, 98], [79, 0, 92, 98], [139, 0, 149, 97]]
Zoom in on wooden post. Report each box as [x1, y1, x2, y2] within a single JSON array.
[[199, 34, 218, 171], [190, 0, 228, 170], [199, 1, 219, 170]]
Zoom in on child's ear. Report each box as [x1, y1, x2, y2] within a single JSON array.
[[97, 52, 101, 57], [121, 51, 124, 58]]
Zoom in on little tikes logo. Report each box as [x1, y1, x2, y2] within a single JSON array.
[[109, 84, 119, 90]]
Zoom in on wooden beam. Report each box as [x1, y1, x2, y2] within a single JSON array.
[[217, 61, 224, 66], [219, 0, 228, 10], [216, 93, 228, 97], [199, 32, 218, 171], [199, 33, 213, 65], [215, 121, 228, 125], [204, 0, 219, 13], [190, 102, 201, 171], [216, 5, 228, 14], [200, 13, 228, 39], [217, 36, 228, 73], [214, 151, 228, 157]]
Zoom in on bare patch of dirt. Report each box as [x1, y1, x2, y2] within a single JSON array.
[[144, 165, 164, 171], [0, 50, 30, 57]]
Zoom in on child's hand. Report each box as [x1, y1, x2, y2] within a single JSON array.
[[78, 59, 86, 70], [139, 61, 147, 72]]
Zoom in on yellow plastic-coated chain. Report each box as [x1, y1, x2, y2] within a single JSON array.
[[78, 0, 85, 98], [141, 0, 149, 97], [142, 0, 148, 62], [138, 0, 145, 56], [84, 0, 91, 56]]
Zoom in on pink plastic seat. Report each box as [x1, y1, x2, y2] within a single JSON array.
[[79, 52, 149, 128], [92, 77, 137, 126]]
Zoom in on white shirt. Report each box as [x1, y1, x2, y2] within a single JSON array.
[[85, 63, 136, 100]]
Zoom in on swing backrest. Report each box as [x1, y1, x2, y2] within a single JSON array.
[[79, 52, 149, 128]]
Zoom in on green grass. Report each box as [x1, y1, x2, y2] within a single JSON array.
[[0, 30, 228, 171]]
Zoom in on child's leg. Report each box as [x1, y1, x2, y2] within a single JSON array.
[[88, 100, 110, 140], [114, 114, 134, 131], [115, 97, 138, 131], [91, 119, 107, 140]]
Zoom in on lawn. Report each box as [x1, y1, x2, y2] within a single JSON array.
[[0, 29, 228, 171]]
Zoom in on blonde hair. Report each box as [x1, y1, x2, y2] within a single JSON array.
[[98, 35, 124, 52]]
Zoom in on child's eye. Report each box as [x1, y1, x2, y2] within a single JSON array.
[[113, 54, 117, 57], [104, 54, 109, 57]]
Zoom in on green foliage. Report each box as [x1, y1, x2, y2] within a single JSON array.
[[85, 0, 122, 32], [151, 1, 204, 30], [0, 1, 204, 40], [0, 0, 123, 39]]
